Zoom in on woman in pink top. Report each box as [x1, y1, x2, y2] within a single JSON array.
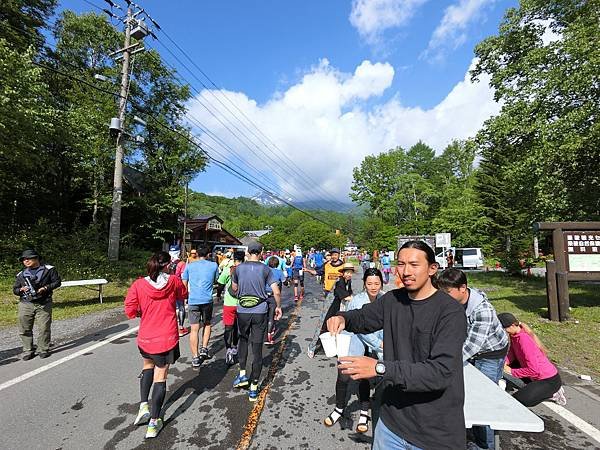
[[498, 313, 566, 406], [125, 251, 187, 438]]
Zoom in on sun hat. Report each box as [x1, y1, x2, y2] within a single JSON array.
[[338, 262, 355, 272], [19, 249, 40, 261]]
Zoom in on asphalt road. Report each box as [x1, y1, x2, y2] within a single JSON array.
[[1, 274, 599, 449]]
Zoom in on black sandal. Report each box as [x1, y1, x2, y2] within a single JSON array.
[[324, 407, 344, 427], [356, 412, 370, 433]]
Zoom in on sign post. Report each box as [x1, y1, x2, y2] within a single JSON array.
[[534, 222, 600, 322]]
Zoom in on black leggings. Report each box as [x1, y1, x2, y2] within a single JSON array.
[[267, 298, 276, 335], [336, 371, 371, 411], [513, 372, 562, 407], [238, 341, 263, 383], [224, 324, 238, 349]]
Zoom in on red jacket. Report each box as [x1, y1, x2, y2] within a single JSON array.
[[124, 275, 188, 354]]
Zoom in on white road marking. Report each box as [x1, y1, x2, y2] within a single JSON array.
[[543, 401, 600, 444], [0, 325, 139, 393]]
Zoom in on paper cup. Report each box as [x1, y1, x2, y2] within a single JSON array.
[[319, 332, 337, 357], [336, 332, 352, 358]]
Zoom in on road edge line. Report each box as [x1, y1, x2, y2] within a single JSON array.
[[542, 401, 600, 444], [0, 325, 139, 393]]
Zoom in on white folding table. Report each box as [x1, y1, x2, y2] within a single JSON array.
[[464, 363, 544, 448]]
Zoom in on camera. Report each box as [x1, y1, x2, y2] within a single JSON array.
[[22, 276, 39, 302]]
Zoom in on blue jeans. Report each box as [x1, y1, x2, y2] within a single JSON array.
[[471, 357, 504, 449], [373, 418, 423, 450]]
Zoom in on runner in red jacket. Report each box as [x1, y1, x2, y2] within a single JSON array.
[[124, 251, 187, 439]]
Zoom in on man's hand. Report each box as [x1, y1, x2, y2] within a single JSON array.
[[338, 356, 377, 380], [274, 306, 282, 321], [19, 286, 29, 292], [326, 316, 345, 335]]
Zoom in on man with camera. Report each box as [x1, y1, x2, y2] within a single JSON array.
[[13, 249, 61, 360]]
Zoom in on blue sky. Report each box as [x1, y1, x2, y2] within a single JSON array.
[[57, 0, 515, 204]]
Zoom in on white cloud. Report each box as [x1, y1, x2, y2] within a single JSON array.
[[424, 0, 496, 61], [188, 59, 500, 202], [349, 0, 429, 43]]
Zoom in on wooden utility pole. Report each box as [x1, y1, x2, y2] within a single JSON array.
[[107, 5, 132, 261]]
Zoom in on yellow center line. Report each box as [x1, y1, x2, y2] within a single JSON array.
[[235, 298, 304, 450]]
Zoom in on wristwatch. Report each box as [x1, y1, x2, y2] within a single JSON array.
[[375, 362, 386, 375]]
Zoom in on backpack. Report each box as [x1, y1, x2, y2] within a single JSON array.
[[292, 255, 304, 269]]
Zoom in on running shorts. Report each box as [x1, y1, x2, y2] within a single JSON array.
[[189, 303, 213, 325], [138, 343, 180, 367], [222, 305, 237, 327], [292, 269, 304, 285], [237, 312, 267, 344]]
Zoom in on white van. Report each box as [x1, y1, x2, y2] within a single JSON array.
[[436, 247, 484, 269]]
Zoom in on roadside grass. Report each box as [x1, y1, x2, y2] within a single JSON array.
[[0, 278, 131, 328], [469, 272, 600, 378]]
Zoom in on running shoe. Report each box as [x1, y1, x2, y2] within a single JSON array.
[[145, 418, 163, 438], [265, 332, 275, 345], [231, 347, 238, 357], [199, 347, 211, 359], [248, 386, 259, 402], [307, 347, 315, 359], [191, 356, 201, 368], [178, 327, 189, 337], [134, 402, 150, 426], [233, 374, 249, 388], [551, 386, 567, 406], [294, 296, 299, 302]]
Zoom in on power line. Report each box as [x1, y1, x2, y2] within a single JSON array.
[[156, 27, 351, 211], [26, 59, 338, 229]]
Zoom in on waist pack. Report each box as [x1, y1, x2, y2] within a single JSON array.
[[238, 295, 264, 308]]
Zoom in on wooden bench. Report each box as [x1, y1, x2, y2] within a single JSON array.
[[59, 279, 109, 303]]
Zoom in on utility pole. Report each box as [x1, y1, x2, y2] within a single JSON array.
[[107, 4, 132, 260]]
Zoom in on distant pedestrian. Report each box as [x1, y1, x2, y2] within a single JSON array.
[[231, 241, 282, 401], [265, 255, 286, 345], [182, 246, 219, 367], [380, 250, 391, 284], [446, 249, 454, 268], [125, 251, 187, 438], [13, 249, 61, 360], [168, 248, 188, 337], [498, 313, 567, 407], [361, 251, 370, 274]]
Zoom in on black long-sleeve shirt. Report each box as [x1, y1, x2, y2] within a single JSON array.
[[341, 288, 467, 450]]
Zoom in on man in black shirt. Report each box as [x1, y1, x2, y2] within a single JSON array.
[[327, 241, 467, 450], [13, 249, 61, 360]]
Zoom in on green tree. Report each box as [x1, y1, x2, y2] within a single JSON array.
[[472, 0, 600, 254]]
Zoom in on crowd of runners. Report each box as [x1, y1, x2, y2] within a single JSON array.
[[12, 239, 567, 447]]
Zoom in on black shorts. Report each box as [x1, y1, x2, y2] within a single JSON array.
[[139, 343, 180, 367], [237, 312, 267, 344], [189, 303, 213, 325], [292, 269, 304, 285]]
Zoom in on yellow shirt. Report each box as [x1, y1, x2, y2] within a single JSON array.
[[323, 261, 343, 292]]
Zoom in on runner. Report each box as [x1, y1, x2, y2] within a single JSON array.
[[283, 249, 293, 287], [313, 249, 325, 285], [323, 267, 384, 434], [168, 247, 188, 337], [291, 249, 306, 301], [231, 241, 282, 401], [380, 250, 392, 285], [216, 250, 234, 301], [124, 251, 187, 439], [218, 250, 245, 366], [265, 255, 286, 345], [181, 246, 219, 367], [323, 248, 344, 296]]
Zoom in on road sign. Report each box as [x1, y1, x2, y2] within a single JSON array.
[[436, 233, 451, 248]]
